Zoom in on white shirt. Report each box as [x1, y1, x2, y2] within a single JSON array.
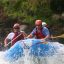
[[6, 31, 25, 40], [6, 32, 14, 40]]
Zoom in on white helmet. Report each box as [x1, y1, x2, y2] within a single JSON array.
[[42, 22, 47, 27]]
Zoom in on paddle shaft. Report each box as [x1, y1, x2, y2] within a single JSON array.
[[6, 33, 22, 47]]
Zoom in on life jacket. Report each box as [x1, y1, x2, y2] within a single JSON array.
[[11, 32, 24, 46], [34, 27, 45, 39]]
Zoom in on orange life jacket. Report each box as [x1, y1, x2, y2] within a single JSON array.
[[34, 28, 45, 39]]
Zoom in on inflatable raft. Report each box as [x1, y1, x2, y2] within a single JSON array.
[[4, 39, 57, 61]]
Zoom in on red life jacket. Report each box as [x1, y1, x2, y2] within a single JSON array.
[[11, 32, 24, 46], [34, 27, 45, 39]]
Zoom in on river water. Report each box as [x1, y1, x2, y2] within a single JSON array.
[[0, 42, 64, 64]]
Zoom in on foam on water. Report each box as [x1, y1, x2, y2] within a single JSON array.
[[0, 42, 64, 64], [0, 51, 10, 64]]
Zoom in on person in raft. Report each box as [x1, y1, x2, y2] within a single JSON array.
[[27, 20, 50, 43], [4, 23, 27, 47]]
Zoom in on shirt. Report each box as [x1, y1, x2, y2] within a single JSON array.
[[31, 27, 50, 37]]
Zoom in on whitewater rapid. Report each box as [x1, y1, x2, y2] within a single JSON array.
[[0, 42, 64, 64]]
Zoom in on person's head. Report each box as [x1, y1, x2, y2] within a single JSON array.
[[42, 22, 47, 27], [35, 20, 42, 29], [13, 23, 20, 32]]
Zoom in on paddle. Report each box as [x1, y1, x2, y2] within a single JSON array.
[[51, 35, 64, 39], [5, 33, 23, 47]]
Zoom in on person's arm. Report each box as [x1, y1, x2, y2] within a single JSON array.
[[4, 38, 11, 47], [43, 34, 50, 40], [27, 34, 33, 38], [21, 31, 27, 38], [4, 38, 8, 47], [41, 27, 50, 42], [4, 32, 14, 47], [27, 28, 36, 38]]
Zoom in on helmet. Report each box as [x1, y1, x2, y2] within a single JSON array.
[[35, 20, 42, 26], [42, 22, 47, 27], [13, 23, 20, 29]]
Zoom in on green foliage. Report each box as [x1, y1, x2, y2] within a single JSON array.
[[0, 0, 63, 26], [0, 0, 52, 24]]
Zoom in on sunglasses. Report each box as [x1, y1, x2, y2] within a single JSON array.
[[13, 27, 20, 29], [36, 25, 42, 27]]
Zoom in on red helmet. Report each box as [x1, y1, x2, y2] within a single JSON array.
[[35, 20, 42, 26], [13, 23, 20, 29]]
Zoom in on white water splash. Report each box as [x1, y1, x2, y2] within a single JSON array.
[[0, 42, 64, 64], [0, 51, 10, 64]]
